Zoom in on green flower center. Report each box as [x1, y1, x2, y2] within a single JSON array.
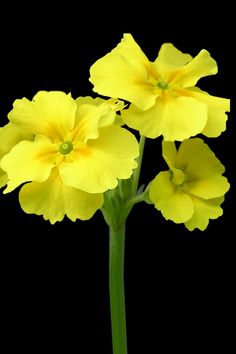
[[59, 141, 74, 155], [157, 81, 169, 90]]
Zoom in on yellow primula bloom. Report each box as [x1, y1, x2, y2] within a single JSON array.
[[0, 123, 32, 188], [0, 91, 139, 223], [149, 138, 230, 230], [89, 33, 230, 141]]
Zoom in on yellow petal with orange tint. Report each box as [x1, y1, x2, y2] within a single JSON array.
[[122, 95, 208, 141], [89, 33, 157, 110], [1, 135, 57, 193], [60, 125, 139, 193], [8, 91, 76, 141]]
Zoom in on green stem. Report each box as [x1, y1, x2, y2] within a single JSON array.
[[132, 135, 146, 195], [106, 135, 146, 353], [109, 223, 127, 354], [124, 191, 145, 210]]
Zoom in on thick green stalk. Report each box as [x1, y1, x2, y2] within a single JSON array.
[[106, 134, 146, 354], [109, 223, 127, 354]]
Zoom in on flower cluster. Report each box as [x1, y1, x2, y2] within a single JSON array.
[[0, 33, 230, 230], [89, 33, 230, 230]]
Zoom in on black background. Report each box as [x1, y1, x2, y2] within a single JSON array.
[[0, 3, 234, 353]]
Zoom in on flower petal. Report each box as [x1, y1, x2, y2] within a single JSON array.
[[60, 125, 139, 193], [149, 171, 194, 223], [162, 140, 177, 169], [19, 168, 103, 224], [89, 33, 157, 110], [186, 176, 230, 199], [186, 87, 230, 137], [121, 102, 163, 139], [175, 138, 230, 198], [0, 122, 32, 155], [73, 98, 124, 142], [0, 170, 8, 189], [0, 123, 33, 188], [176, 138, 225, 176], [1, 135, 57, 193], [161, 96, 208, 141], [184, 196, 224, 231], [8, 91, 77, 141], [75, 96, 124, 127], [122, 95, 208, 141], [173, 49, 217, 87], [154, 43, 192, 80]]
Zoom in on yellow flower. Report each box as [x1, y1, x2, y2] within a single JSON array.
[[89, 33, 230, 141], [149, 138, 230, 230], [0, 123, 32, 188], [0, 91, 139, 223]]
